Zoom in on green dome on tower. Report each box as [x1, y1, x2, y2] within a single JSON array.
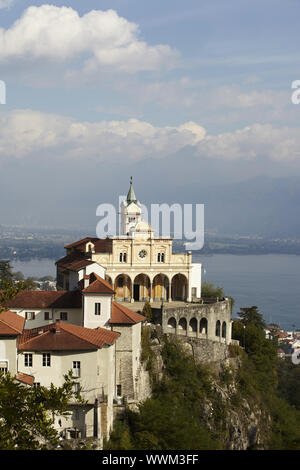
[[127, 177, 138, 204]]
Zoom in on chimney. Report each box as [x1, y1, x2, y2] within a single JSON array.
[[51, 320, 61, 334]]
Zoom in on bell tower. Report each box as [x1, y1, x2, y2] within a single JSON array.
[[120, 177, 142, 235]]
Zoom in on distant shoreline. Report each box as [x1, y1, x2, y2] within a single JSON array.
[[5, 250, 300, 261], [1, 230, 300, 260]]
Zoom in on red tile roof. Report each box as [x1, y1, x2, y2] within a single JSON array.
[[64, 237, 112, 253], [82, 273, 114, 295], [4, 290, 82, 309], [16, 372, 34, 386], [64, 237, 98, 249], [0, 310, 25, 335], [56, 253, 94, 272], [110, 302, 145, 325], [18, 320, 120, 351]]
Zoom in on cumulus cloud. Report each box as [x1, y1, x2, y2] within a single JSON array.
[[0, 5, 178, 72], [196, 124, 300, 162], [0, 110, 205, 160], [1, 110, 299, 165]]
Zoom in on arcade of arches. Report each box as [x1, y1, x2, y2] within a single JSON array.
[[105, 272, 188, 302], [167, 316, 227, 340]]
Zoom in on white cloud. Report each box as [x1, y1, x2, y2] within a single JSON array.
[[196, 124, 300, 162], [1, 110, 299, 165], [0, 109, 205, 160], [0, 5, 178, 73]]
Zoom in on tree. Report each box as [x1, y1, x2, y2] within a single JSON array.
[[232, 307, 278, 394], [0, 261, 38, 311], [21, 278, 38, 290], [0, 371, 82, 450], [0, 261, 24, 312], [201, 281, 224, 299], [39, 275, 55, 282], [106, 337, 221, 450], [238, 306, 266, 330], [12, 271, 24, 281], [0, 260, 14, 288]]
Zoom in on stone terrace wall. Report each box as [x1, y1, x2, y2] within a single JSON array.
[[180, 337, 229, 363], [162, 299, 232, 345]]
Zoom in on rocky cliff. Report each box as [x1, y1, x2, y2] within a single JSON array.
[[142, 326, 272, 450]]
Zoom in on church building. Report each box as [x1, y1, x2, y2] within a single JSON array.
[[57, 179, 202, 304]]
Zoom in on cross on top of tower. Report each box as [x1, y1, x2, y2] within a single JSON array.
[[127, 176, 137, 204]]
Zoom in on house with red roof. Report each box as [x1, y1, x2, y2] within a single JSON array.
[[56, 251, 106, 291], [4, 289, 83, 329], [0, 270, 145, 444], [0, 309, 25, 376], [17, 319, 120, 440]]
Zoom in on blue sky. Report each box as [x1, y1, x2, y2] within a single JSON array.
[[0, 1, 300, 231], [1, 0, 299, 129]]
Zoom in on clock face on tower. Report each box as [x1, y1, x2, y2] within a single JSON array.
[[138, 249, 147, 259]]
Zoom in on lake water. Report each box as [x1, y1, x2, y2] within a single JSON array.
[[11, 254, 300, 331], [12, 258, 56, 278], [193, 254, 300, 331]]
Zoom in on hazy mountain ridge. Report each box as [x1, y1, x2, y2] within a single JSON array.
[[1, 147, 300, 237]]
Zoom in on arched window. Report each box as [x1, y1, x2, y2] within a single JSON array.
[[171, 274, 188, 301], [167, 317, 176, 329], [222, 321, 227, 338], [216, 320, 221, 337], [189, 318, 197, 333], [200, 318, 208, 335]]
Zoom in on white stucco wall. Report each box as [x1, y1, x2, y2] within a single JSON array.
[[83, 294, 112, 329], [68, 263, 106, 291], [0, 337, 17, 376], [10, 308, 83, 329], [190, 262, 202, 299], [84, 263, 106, 280], [17, 343, 116, 439]]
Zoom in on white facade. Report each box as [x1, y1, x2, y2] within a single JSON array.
[[11, 307, 82, 329], [57, 182, 202, 303], [66, 262, 106, 291], [190, 262, 202, 299], [0, 337, 17, 376], [83, 293, 112, 329], [18, 342, 117, 439]]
